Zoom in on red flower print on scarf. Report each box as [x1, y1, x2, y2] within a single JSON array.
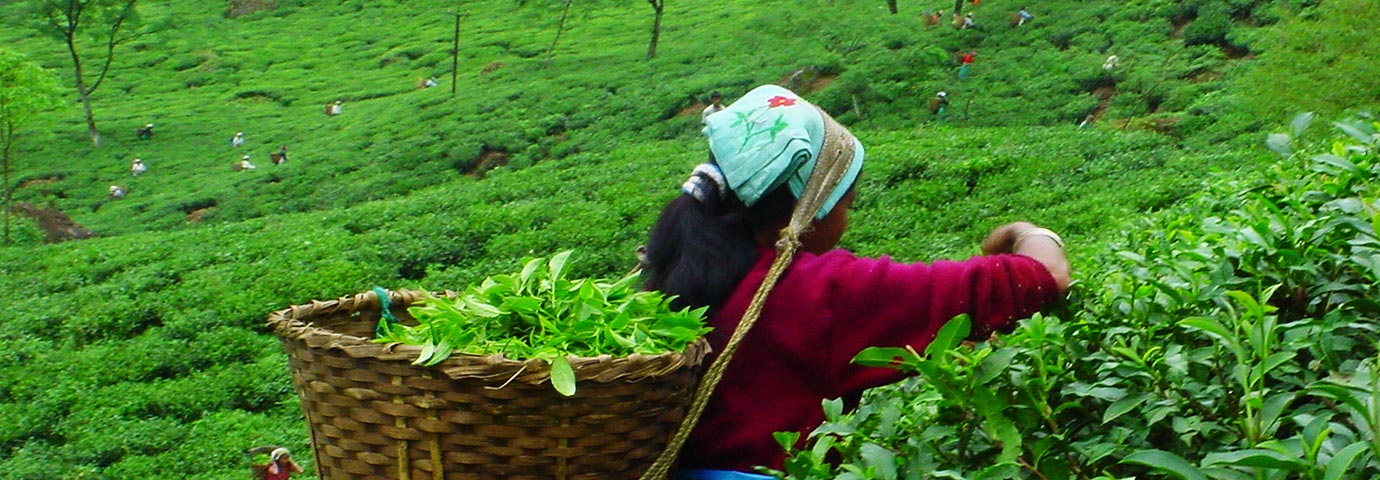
[[767, 95, 797, 108]]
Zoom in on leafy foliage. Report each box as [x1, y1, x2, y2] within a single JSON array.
[[0, 0, 1372, 477], [0, 0, 1297, 239], [0, 47, 63, 243], [376, 250, 710, 395], [1234, 0, 1380, 126], [774, 116, 1380, 478]]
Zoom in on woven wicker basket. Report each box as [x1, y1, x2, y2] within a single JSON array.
[[269, 289, 709, 480]]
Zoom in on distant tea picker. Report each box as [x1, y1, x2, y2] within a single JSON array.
[[247, 446, 303, 480], [270, 145, 288, 165], [136, 123, 154, 140], [234, 155, 257, 171]]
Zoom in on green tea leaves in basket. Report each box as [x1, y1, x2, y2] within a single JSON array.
[[375, 250, 711, 396], [549, 356, 576, 397]]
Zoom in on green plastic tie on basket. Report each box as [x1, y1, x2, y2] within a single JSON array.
[[373, 286, 399, 338]]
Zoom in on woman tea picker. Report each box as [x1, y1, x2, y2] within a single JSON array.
[[640, 85, 1071, 479]]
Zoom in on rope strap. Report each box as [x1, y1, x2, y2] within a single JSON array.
[[639, 106, 857, 480]]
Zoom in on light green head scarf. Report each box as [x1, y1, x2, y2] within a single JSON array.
[[702, 84, 864, 219]]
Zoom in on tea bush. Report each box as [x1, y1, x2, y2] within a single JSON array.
[[1234, 0, 1380, 126], [773, 115, 1380, 479], [0, 0, 1297, 238], [0, 0, 1374, 477]]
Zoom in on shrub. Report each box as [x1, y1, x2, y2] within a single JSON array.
[[774, 115, 1380, 479], [1183, 2, 1233, 46]]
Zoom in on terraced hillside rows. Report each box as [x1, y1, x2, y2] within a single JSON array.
[[2, 0, 1376, 478]]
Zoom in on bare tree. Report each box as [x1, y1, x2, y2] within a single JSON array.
[[646, 0, 663, 59], [0, 49, 64, 244], [25, 0, 147, 148]]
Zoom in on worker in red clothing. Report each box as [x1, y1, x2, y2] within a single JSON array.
[[642, 84, 1070, 478], [262, 448, 303, 480], [958, 50, 976, 80]]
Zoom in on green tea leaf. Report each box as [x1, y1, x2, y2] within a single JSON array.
[[503, 296, 542, 314], [1290, 112, 1314, 138], [852, 347, 922, 370], [1259, 352, 1297, 379], [1180, 316, 1242, 356], [1202, 449, 1308, 471], [822, 397, 844, 421], [550, 356, 576, 397], [1311, 154, 1361, 176], [1323, 442, 1370, 480], [1265, 133, 1292, 158], [774, 431, 801, 452], [1333, 119, 1377, 144], [1104, 393, 1149, 424], [1122, 450, 1208, 480], [973, 386, 1020, 464], [414, 341, 437, 366], [975, 347, 1017, 384], [548, 249, 572, 283], [426, 339, 453, 366], [1308, 382, 1371, 422], [379, 251, 708, 395], [926, 314, 971, 357], [519, 257, 542, 291], [859, 443, 897, 480]]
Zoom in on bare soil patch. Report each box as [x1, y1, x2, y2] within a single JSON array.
[[11, 203, 96, 243]]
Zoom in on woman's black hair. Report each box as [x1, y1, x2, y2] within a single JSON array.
[[642, 166, 795, 312]]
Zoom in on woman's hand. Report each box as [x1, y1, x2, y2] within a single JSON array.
[[983, 221, 1071, 293], [981, 221, 1036, 255]]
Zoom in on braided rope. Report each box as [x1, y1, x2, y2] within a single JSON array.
[[639, 106, 857, 480]]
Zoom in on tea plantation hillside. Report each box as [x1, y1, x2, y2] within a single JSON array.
[[1, 0, 1376, 478], [3, 0, 1327, 238]]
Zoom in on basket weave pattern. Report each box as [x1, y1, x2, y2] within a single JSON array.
[[270, 289, 708, 480]]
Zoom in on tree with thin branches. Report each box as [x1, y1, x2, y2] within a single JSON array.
[[646, 0, 664, 59], [23, 0, 147, 148], [546, 0, 574, 68], [0, 49, 64, 244]]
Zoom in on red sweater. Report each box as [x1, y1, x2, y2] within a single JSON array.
[[679, 247, 1061, 472]]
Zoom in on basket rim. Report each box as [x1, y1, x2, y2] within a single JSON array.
[[268, 288, 710, 383]]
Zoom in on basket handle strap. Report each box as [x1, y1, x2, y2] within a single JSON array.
[[373, 286, 401, 338], [639, 106, 857, 480]]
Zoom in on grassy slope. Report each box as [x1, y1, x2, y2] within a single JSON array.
[[0, 0, 1303, 478]]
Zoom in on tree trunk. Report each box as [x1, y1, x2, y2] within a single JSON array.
[[886, 0, 898, 14], [48, 0, 141, 149], [2, 124, 11, 244], [546, 0, 573, 68], [451, 14, 461, 94], [646, 0, 663, 59], [79, 89, 101, 148], [953, 0, 963, 16], [65, 33, 102, 148]]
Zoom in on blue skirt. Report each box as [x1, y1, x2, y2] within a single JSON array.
[[679, 469, 775, 480]]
